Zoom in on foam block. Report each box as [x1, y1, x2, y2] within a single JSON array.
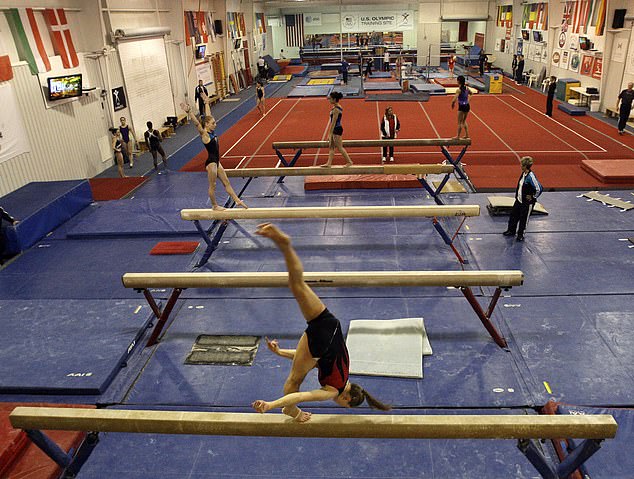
[[150, 241, 200, 255], [557, 103, 586, 116], [581, 160, 634, 184]]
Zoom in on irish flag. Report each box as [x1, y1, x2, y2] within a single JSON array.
[[5, 8, 51, 74], [0, 31, 13, 81], [44, 9, 79, 69]]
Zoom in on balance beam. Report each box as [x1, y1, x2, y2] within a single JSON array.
[[122, 270, 524, 290], [9, 407, 617, 440], [181, 205, 481, 221], [272, 138, 472, 149], [224, 164, 454, 178]]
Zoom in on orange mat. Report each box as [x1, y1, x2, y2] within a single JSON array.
[[581, 160, 634, 184], [150, 241, 199, 255], [305, 174, 422, 190], [89, 177, 147, 200]]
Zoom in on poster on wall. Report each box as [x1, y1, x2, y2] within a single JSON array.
[[540, 42, 548, 63], [341, 11, 414, 32], [0, 84, 31, 164], [580, 55, 593, 76], [517, 39, 523, 55], [112, 87, 127, 111], [551, 49, 562, 67], [568, 34, 578, 50], [534, 45, 543, 62], [561, 50, 570, 69], [579, 55, 594, 76], [195, 61, 214, 86], [528, 43, 536, 60], [591, 58, 602, 79], [495, 38, 501, 52], [612, 39, 628, 63], [626, 47, 634, 75], [304, 13, 322, 26], [558, 31, 567, 49], [569, 52, 581, 72]]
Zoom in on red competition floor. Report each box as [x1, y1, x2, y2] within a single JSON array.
[[182, 83, 634, 190]]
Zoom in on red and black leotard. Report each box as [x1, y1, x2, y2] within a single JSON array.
[[305, 308, 349, 394]]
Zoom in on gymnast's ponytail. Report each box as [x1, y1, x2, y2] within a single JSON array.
[[329, 91, 344, 102], [348, 383, 391, 411]]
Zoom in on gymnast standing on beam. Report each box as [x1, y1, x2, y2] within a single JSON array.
[[320, 92, 353, 168], [251, 223, 390, 422], [181, 97, 247, 210]]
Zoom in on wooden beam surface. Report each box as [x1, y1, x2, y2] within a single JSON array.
[[224, 164, 454, 178], [272, 138, 472, 149], [122, 270, 524, 289], [9, 407, 617, 440], [181, 205, 481, 221]]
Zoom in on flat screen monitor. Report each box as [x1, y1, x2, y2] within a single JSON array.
[[533, 31, 543, 42], [234, 38, 241, 50], [579, 36, 592, 50], [195, 44, 206, 59], [521, 30, 530, 41], [47, 74, 82, 101]]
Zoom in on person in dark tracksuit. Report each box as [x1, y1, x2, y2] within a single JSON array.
[[616, 82, 634, 135], [194, 80, 208, 118], [546, 76, 557, 117], [341, 59, 349, 85], [503, 156, 543, 242], [0, 206, 18, 264]]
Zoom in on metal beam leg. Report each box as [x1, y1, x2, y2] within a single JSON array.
[[417, 176, 445, 205], [276, 148, 303, 183], [557, 439, 603, 478], [460, 287, 508, 348], [25, 429, 73, 469], [145, 288, 183, 347], [517, 439, 558, 479], [441, 145, 475, 192], [432, 218, 465, 264]]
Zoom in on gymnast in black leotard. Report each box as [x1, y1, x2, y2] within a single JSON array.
[[181, 100, 247, 210], [256, 81, 266, 116], [110, 128, 126, 178]]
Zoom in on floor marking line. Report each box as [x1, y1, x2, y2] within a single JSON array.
[[222, 98, 284, 157], [470, 110, 521, 161]]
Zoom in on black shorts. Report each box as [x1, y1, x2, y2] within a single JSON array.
[[305, 309, 339, 358], [458, 104, 470, 113], [333, 126, 343, 136]]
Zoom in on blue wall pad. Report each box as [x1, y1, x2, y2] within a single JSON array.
[[445, 192, 634, 233], [75, 407, 543, 479], [363, 82, 401, 90], [0, 237, 196, 300], [463, 231, 634, 296], [1, 180, 92, 254], [66, 198, 208, 238], [498, 295, 634, 405], [123, 296, 532, 408], [556, 405, 634, 478], [0, 299, 153, 394], [288, 85, 333, 97]]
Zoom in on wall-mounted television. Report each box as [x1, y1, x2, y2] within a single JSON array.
[[579, 36, 593, 50], [47, 74, 82, 101], [521, 30, 530, 41], [533, 31, 543, 43], [195, 44, 206, 59], [234, 38, 241, 50]]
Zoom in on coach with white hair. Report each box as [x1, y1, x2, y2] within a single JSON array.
[[503, 156, 543, 242]]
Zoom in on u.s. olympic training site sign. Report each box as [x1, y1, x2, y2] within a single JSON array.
[[341, 11, 414, 32]]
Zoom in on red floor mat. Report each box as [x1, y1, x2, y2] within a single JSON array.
[[304, 174, 422, 190], [89, 177, 147, 200], [581, 159, 634, 183], [1, 403, 94, 479], [150, 241, 199, 255]]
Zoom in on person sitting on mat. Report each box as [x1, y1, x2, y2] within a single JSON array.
[[451, 75, 472, 140], [503, 156, 543, 242], [180, 101, 247, 211], [320, 92, 353, 168], [251, 223, 391, 422], [380, 106, 400, 163]]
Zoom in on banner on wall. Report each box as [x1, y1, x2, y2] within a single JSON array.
[[0, 83, 31, 164], [561, 50, 570, 69], [111, 86, 126, 111], [195, 61, 213, 86], [569, 52, 581, 72], [612, 38, 627, 63], [580, 54, 593, 75], [304, 13, 322, 26], [551, 49, 562, 67], [341, 11, 414, 32], [591, 58, 602, 79]]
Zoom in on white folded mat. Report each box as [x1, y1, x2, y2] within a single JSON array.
[[346, 317, 431, 379]]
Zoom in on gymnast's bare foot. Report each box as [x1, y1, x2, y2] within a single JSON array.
[[236, 199, 248, 209], [345, 161, 353, 167], [319, 163, 332, 168], [212, 205, 226, 211]]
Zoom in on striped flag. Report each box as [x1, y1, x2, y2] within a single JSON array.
[[5, 8, 51, 74], [44, 9, 78, 69], [285, 14, 304, 47], [0, 40, 13, 81]]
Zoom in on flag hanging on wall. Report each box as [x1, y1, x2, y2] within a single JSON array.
[[5, 8, 51, 74], [285, 14, 304, 47], [43, 9, 79, 69], [0, 30, 13, 81]]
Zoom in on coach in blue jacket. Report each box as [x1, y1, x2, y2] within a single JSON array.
[[503, 156, 543, 242]]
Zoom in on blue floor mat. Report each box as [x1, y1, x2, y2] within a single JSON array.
[[445, 191, 634, 233], [0, 237, 197, 300], [464, 231, 634, 296], [556, 405, 634, 479], [288, 85, 333, 97], [363, 81, 401, 90], [123, 296, 532, 408], [498, 295, 634, 405], [0, 299, 152, 394], [75, 407, 545, 479], [65, 198, 207, 238]]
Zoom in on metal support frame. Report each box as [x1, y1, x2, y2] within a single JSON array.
[[518, 437, 604, 479], [23, 429, 98, 477], [143, 288, 183, 347], [417, 174, 450, 205], [460, 286, 507, 348], [274, 147, 303, 183], [440, 145, 475, 192], [432, 216, 468, 264]]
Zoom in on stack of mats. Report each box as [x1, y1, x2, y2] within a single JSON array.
[[309, 70, 340, 78], [434, 77, 459, 88], [410, 81, 446, 95], [581, 160, 634, 183], [363, 81, 402, 91], [280, 65, 308, 77], [288, 85, 333, 97]]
